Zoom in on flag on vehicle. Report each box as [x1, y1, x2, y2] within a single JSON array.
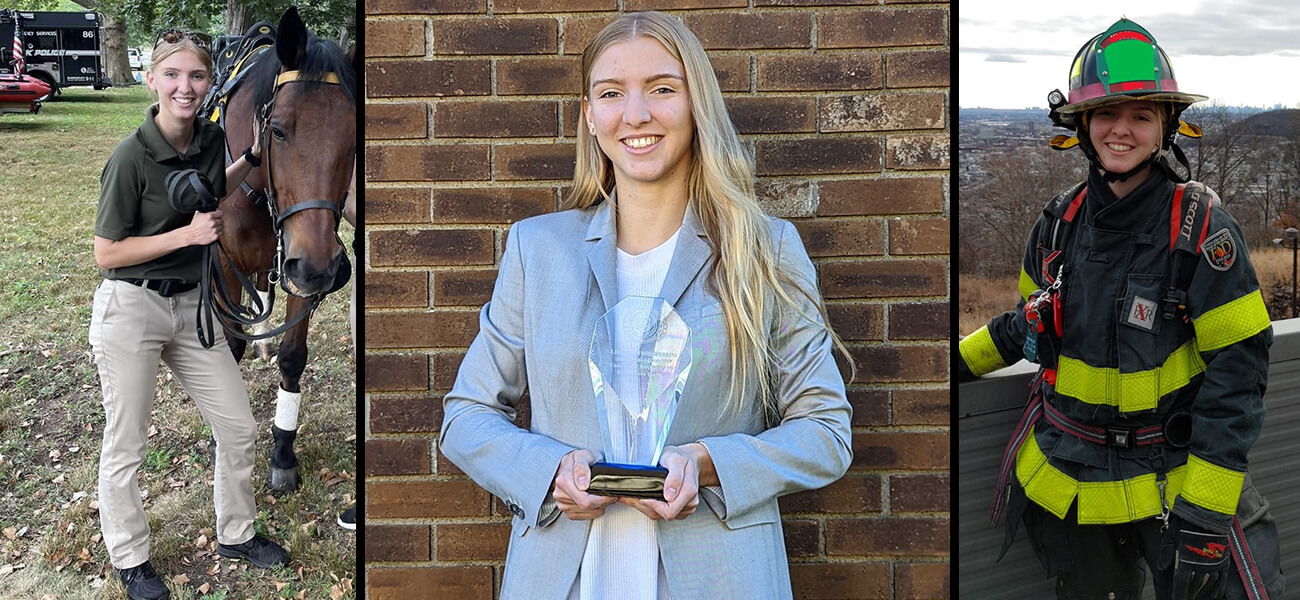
[[11, 19, 21, 74]]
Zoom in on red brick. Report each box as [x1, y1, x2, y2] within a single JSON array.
[[366, 59, 491, 97], [369, 19, 426, 57], [365, 0, 482, 14], [887, 134, 950, 170], [758, 53, 882, 91], [684, 12, 810, 50], [369, 396, 444, 434], [758, 181, 815, 218], [370, 481, 490, 518], [781, 518, 820, 558], [366, 144, 491, 182], [371, 229, 494, 267], [848, 345, 947, 383], [366, 439, 432, 475], [757, 0, 871, 4], [561, 16, 616, 56], [890, 302, 950, 340], [431, 352, 467, 389], [896, 562, 952, 599], [819, 259, 947, 298], [433, 187, 555, 224], [820, 93, 945, 133], [756, 138, 881, 176], [366, 271, 429, 308], [848, 388, 890, 427], [367, 187, 431, 224], [826, 302, 883, 341], [494, 143, 576, 180], [497, 0, 606, 11], [434, 100, 557, 138], [629, 0, 746, 8], [893, 388, 948, 426], [780, 474, 882, 514], [725, 96, 816, 134], [710, 54, 751, 92], [367, 566, 493, 600], [826, 517, 949, 556], [818, 177, 945, 216], [793, 219, 883, 257], [890, 473, 949, 512], [433, 18, 557, 55], [890, 217, 950, 255], [365, 353, 430, 391], [497, 57, 582, 95], [789, 563, 890, 599], [367, 103, 429, 140], [366, 524, 431, 562], [433, 269, 497, 307], [437, 522, 511, 561], [887, 49, 950, 88], [367, 311, 480, 348], [851, 432, 948, 470], [818, 9, 947, 48]]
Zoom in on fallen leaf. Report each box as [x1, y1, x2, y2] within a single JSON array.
[[0, 564, 12, 577], [198, 582, 210, 593], [196, 535, 209, 550], [51, 474, 64, 484], [91, 533, 101, 544], [323, 477, 345, 488], [208, 563, 220, 576], [48, 450, 60, 461], [77, 547, 90, 561], [172, 574, 189, 585], [330, 584, 344, 599], [1, 527, 15, 540], [274, 581, 287, 591]]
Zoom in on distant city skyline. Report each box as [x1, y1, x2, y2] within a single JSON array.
[[960, 0, 1300, 110]]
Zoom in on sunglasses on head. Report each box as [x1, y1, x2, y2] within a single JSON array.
[[155, 28, 212, 51]]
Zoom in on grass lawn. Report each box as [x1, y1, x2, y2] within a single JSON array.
[[0, 87, 356, 599]]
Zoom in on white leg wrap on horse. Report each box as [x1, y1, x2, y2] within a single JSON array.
[[274, 387, 301, 431], [252, 290, 274, 337]]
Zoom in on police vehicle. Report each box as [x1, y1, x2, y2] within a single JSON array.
[[0, 9, 112, 101]]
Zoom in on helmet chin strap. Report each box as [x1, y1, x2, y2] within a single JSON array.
[[1076, 113, 1192, 184]]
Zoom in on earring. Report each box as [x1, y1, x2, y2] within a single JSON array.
[[588, 126, 595, 135]]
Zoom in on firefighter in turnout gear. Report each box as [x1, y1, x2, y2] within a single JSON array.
[[958, 19, 1283, 600]]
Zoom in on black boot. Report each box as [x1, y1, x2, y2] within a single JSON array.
[[268, 425, 299, 493], [116, 560, 171, 600], [217, 534, 290, 568]]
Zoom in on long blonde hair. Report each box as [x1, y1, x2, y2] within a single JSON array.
[[565, 12, 853, 417]]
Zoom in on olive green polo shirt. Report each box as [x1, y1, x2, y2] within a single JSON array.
[[95, 104, 228, 282]]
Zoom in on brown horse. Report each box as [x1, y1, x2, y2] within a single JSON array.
[[213, 7, 356, 492]]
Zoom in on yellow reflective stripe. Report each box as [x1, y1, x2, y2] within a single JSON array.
[[959, 326, 1007, 377], [1054, 339, 1207, 412], [1019, 267, 1037, 301], [1180, 454, 1244, 516], [1193, 290, 1269, 352], [1016, 425, 1189, 523]]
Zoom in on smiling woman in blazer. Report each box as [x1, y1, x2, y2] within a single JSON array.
[[440, 12, 854, 600]]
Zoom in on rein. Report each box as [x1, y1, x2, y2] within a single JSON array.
[[195, 62, 350, 349]]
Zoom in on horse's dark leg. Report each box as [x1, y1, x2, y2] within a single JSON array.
[[268, 294, 311, 494]]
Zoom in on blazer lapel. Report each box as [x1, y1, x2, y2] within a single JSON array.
[[585, 200, 619, 313], [660, 206, 712, 308]]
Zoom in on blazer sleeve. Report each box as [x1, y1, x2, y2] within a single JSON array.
[[439, 221, 576, 528], [696, 220, 854, 528]]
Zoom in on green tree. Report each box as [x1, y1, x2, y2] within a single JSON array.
[[1, 1, 61, 9]]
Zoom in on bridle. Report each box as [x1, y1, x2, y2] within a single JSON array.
[[196, 62, 353, 349]]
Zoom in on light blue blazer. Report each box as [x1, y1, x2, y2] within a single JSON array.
[[440, 199, 853, 599]]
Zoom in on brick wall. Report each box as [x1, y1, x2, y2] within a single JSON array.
[[363, 2, 950, 598]]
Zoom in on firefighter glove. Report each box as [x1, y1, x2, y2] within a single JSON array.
[[1159, 515, 1231, 600]]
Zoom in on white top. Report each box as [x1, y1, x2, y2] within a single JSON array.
[[569, 226, 680, 600]]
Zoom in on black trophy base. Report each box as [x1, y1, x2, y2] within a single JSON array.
[[588, 461, 669, 499]]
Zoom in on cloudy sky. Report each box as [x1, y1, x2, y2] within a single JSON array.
[[959, 0, 1300, 109]]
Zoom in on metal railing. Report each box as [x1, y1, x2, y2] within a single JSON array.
[[958, 318, 1300, 598]]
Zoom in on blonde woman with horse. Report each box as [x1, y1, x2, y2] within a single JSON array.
[[440, 11, 854, 599], [90, 29, 288, 600]]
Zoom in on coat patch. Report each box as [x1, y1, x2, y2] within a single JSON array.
[[1127, 296, 1157, 330], [1201, 228, 1235, 272]]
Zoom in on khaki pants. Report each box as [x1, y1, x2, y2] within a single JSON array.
[[89, 279, 257, 569]]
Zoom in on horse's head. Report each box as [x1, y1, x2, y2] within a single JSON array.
[[259, 6, 356, 297]]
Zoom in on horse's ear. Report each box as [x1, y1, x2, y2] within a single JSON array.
[[276, 6, 308, 70]]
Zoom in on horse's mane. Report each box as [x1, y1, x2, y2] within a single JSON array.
[[237, 33, 356, 111]]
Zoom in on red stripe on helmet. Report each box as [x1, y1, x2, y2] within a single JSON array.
[[1101, 30, 1151, 47]]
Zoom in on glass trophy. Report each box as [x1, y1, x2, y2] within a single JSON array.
[[586, 296, 693, 499]]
